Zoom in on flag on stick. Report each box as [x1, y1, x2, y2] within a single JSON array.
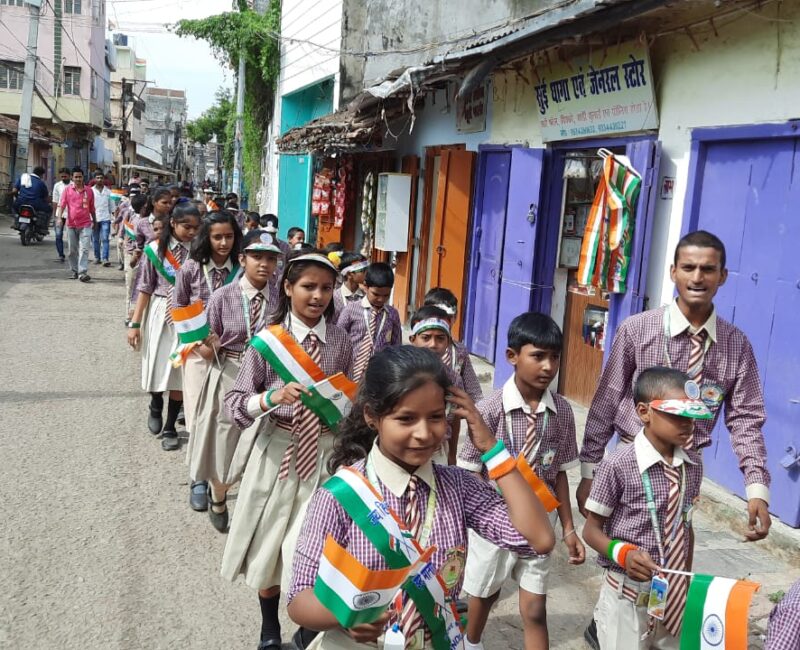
[[171, 301, 210, 344], [679, 573, 760, 650]]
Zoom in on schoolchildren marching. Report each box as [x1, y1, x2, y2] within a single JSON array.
[[113, 216, 784, 650]]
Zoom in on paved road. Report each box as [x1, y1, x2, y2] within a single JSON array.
[[0, 218, 795, 649]]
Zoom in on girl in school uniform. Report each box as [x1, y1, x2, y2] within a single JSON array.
[[223, 249, 354, 650], [286, 346, 555, 650], [174, 211, 243, 508], [127, 202, 201, 451], [190, 229, 281, 530], [332, 252, 368, 320]]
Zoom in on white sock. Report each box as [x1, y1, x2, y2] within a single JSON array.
[[464, 638, 484, 650]]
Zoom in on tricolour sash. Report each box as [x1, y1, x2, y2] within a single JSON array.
[[322, 467, 464, 650], [250, 325, 357, 429], [143, 241, 182, 286]]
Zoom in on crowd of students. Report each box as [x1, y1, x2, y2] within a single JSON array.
[[106, 177, 797, 650]]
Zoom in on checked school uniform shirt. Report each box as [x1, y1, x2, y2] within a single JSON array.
[[225, 317, 354, 430], [135, 215, 156, 253], [766, 579, 800, 650], [174, 258, 234, 308], [135, 240, 190, 298], [585, 432, 702, 576], [336, 296, 402, 352], [458, 376, 578, 491], [287, 443, 539, 605], [580, 300, 770, 502], [207, 276, 275, 354], [448, 341, 483, 403]]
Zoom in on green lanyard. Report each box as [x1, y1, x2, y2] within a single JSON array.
[[366, 456, 437, 548], [641, 464, 686, 567], [203, 262, 239, 292]]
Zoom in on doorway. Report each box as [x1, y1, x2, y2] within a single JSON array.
[[682, 124, 800, 527]]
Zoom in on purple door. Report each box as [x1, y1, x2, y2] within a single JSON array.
[[493, 148, 544, 387], [466, 150, 511, 361], [684, 135, 800, 526]]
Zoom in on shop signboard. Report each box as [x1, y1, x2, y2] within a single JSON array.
[[456, 83, 488, 134], [534, 41, 658, 142]]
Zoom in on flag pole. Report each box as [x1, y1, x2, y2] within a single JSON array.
[[660, 568, 695, 577]]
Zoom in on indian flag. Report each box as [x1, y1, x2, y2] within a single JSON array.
[[250, 326, 358, 429], [123, 218, 135, 241], [315, 535, 432, 627], [679, 574, 760, 649], [171, 301, 210, 344]]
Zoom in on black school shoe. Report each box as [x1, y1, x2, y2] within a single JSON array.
[[207, 486, 229, 533], [147, 409, 163, 435], [584, 619, 600, 650], [189, 481, 208, 511], [176, 406, 185, 426], [257, 640, 281, 650], [161, 430, 179, 451]]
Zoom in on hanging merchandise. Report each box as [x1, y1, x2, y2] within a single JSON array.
[[312, 168, 333, 218], [333, 162, 350, 228], [360, 171, 375, 257], [577, 149, 642, 293]]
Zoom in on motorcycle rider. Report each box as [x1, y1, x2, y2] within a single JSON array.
[[12, 165, 51, 234]]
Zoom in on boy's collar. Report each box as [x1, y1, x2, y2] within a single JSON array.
[[501, 375, 557, 415], [634, 428, 696, 474], [360, 295, 383, 311], [668, 299, 717, 342], [368, 441, 435, 498]]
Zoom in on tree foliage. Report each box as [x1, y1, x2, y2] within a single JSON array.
[[175, 0, 281, 197], [185, 88, 233, 146]]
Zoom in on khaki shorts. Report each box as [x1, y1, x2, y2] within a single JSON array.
[[462, 511, 557, 597]]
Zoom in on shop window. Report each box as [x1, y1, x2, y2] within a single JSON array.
[[0, 0, 25, 6], [64, 0, 81, 14], [63, 66, 81, 96], [0, 61, 24, 90]]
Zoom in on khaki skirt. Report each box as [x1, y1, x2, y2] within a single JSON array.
[[181, 352, 210, 435], [220, 422, 334, 590], [306, 629, 432, 649], [188, 354, 258, 484], [140, 295, 182, 393]]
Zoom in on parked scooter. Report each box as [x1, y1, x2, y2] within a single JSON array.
[[13, 204, 48, 246]]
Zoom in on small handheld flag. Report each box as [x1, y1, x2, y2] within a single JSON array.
[[679, 573, 760, 649], [171, 301, 210, 345], [314, 535, 434, 628], [123, 219, 136, 241]]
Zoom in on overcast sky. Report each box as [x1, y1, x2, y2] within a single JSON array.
[[107, 0, 233, 119]]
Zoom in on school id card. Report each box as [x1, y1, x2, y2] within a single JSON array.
[[647, 575, 669, 620]]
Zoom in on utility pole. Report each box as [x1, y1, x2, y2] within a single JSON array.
[[231, 53, 245, 196], [120, 77, 129, 168], [13, 0, 43, 177]]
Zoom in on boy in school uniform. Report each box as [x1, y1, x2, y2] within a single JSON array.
[[423, 287, 483, 402], [458, 312, 584, 650], [582, 367, 712, 649], [336, 262, 402, 381]]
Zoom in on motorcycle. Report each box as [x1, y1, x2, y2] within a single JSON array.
[[14, 204, 48, 246]]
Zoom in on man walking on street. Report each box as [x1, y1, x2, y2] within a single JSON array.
[[52, 168, 71, 263], [57, 167, 96, 283], [91, 170, 114, 267], [575, 230, 772, 649]]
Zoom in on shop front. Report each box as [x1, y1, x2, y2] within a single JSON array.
[[464, 41, 662, 402]]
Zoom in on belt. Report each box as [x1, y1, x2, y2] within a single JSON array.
[[222, 349, 243, 361], [605, 571, 649, 607]]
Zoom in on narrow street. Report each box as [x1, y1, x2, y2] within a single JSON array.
[[0, 218, 796, 649]]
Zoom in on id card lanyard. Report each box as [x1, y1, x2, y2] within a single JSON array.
[[505, 407, 550, 466], [641, 464, 686, 567], [203, 262, 239, 292]]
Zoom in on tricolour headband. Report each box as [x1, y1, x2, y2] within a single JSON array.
[[649, 399, 713, 420], [411, 318, 451, 337], [341, 260, 369, 276], [431, 302, 456, 316]]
